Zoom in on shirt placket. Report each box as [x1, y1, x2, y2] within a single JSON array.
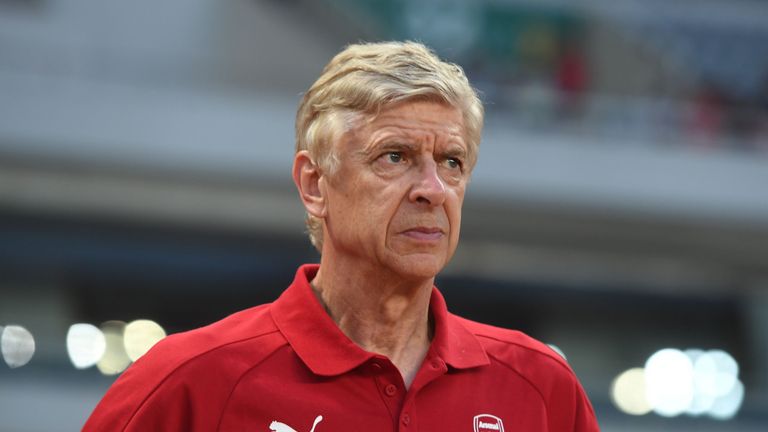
[[369, 357, 406, 430], [400, 354, 448, 431], [370, 354, 449, 431]]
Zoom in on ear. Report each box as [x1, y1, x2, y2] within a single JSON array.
[[292, 150, 327, 218]]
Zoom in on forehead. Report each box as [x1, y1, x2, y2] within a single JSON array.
[[355, 101, 466, 143]]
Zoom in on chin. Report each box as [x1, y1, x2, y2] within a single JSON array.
[[387, 253, 447, 281]]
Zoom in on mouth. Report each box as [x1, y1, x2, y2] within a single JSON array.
[[401, 227, 445, 241]]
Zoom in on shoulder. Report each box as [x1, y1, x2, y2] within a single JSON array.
[[122, 302, 287, 385], [454, 314, 567, 365], [83, 303, 289, 431], [144, 303, 284, 370], [451, 314, 580, 391], [450, 314, 600, 430]]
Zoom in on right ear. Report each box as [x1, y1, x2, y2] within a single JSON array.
[[292, 150, 327, 218]]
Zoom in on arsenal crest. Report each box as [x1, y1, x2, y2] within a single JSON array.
[[473, 414, 504, 432]]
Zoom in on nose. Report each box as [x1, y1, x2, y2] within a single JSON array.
[[409, 160, 446, 206]]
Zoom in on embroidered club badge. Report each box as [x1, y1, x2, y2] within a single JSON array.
[[473, 414, 504, 432]]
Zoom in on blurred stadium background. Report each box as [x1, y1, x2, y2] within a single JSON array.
[[1, 0, 767, 430]]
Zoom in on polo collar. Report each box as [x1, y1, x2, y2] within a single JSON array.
[[428, 283, 491, 370], [271, 264, 489, 376], [271, 265, 373, 376]]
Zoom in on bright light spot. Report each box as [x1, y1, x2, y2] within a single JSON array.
[[703, 350, 738, 396], [1, 325, 35, 368], [687, 348, 740, 417], [686, 388, 716, 416], [67, 323, 106, 369], [547, 344, 567, 361], [685, 349, 714, 415], [123, 320, 166, 362], [708, 378, 744, 420], [611, 368, 652, 415], [97, 321, 131, 375], [616, 348, 743, 420], [645, 348, 694, 417]]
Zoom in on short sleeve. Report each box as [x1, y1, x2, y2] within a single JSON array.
[[82, 338, 234, 431]]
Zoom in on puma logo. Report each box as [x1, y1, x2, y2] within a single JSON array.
[[269, 415, 323, 432]]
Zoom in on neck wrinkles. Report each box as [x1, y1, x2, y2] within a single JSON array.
[[310, 261, 434, 386]]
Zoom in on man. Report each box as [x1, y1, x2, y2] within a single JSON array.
[[84, 41, 599, 431]]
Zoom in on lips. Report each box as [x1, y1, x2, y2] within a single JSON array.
[[401, 227, 445, 241]]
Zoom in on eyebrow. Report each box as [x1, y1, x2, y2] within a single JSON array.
[[441, 145, 468, 159], [359, 140, 418, 158]]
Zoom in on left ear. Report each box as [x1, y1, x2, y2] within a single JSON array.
[[292, 150, 327, 218]]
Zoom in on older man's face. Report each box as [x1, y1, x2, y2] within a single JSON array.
[[321, 101, 469, 279]]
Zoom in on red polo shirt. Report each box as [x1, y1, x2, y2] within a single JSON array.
[[83, 265, 599, 431]]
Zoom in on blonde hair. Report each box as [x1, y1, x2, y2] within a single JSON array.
[[295, 41, 484, 251]]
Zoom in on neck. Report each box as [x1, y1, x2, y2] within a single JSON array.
[[311, 256, 434, 388]]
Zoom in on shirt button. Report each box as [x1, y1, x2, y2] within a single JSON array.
[[371, 362, 382, 371], [402, 413, 411, 426], [430, 359, 441, 369], [384, 384, 397, 396]]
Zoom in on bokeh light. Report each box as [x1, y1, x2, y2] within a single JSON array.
[[685, 349, 715, 415], [614, 348, 744, 420], [694, 349, 738, 397], [97, 321, 131, 375], [123, 319, 166, 362], [645, 348, 695, 417], [67, 323, 107, 369], [611, 368, 652, 416], [1, 325, 36, 368], [546, 344, 567, 360], [708, 378, 745, 420]]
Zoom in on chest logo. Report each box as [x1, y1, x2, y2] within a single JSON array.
[[269, 415, 323, 432], [473, 414, 504, 432]]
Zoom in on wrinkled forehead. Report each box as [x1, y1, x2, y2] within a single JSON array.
[[341, 100, 474, 163], [348, 100, 466, 139]]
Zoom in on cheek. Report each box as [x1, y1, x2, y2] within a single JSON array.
[[448, 188, 465, 219], [377, 193, 406, 230], [446, 195, 465, 244], [346, 183, 397, 232]]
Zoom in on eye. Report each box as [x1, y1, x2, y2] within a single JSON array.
[[372, 150, 409, 176], [386, 152, 404, 163], [444, 157, 462, 170]]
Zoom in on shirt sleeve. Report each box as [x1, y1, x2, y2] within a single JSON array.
[[571, 379, 600, 432], [548, 370, 600, 432], [533, 352, 600, 432], [82, 339, 232, 431]]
